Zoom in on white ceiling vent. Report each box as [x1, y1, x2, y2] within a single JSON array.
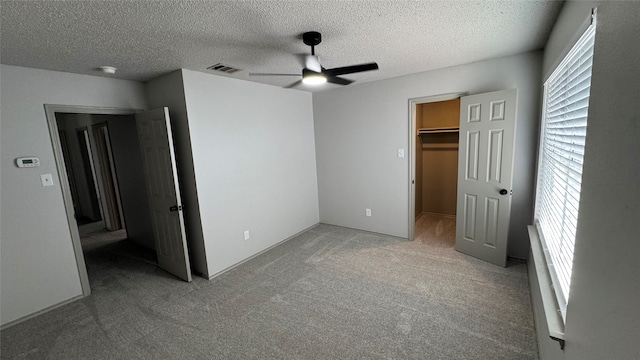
[[206, 63, 241, 74]]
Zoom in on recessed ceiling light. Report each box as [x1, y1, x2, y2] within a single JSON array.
[[98, 66, 117, 74]]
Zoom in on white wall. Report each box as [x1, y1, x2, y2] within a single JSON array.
[[313, 52, 542, 259], [180, 69, 320, 276], [0, 65, 146, 326], [145, 70, 209, 277], [529, 2, 640, 359]]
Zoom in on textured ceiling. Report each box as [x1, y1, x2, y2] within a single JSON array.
[[0, 1, 563, 91]]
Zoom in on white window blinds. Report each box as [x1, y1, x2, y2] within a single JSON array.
[[535, 19, 596, 320]]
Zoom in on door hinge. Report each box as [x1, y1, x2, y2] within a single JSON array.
[[169, 205, 183, 212]]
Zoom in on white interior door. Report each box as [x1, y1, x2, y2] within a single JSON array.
[[136, 108, 192, 282], [455, 89, 517, 267]]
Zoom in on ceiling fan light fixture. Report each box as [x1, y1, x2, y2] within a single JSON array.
[[302, 73, 327, 85], [302, 68, 326, 85], [249, 31, 378, 88]]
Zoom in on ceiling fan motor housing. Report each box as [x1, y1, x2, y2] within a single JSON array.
[[303, 31, 322, 47]]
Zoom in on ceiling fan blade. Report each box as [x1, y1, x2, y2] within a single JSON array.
[[284, 80, 304, 89], [249, 73, 300, 77], [327, 76, 354, 86], [325, 62, 379, 76], [305, 55, 322, 72]]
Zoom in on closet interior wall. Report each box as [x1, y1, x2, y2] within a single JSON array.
[[417, 99, 460, 218]]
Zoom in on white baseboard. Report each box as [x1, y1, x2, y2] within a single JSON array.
[[208, 223, 320, 281], [1, 294, 84, 331]]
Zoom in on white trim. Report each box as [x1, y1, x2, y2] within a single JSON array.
[[46, 104, 141, 116], [81, 128, 107, 227], [0, 295, 83, 331], [101, 125, 126, 227], [528, 226, 565, 341], [208, 223, 320, 280], [408, 92, 467, 242], [533, 16, 597, 322], [44, 104, 143, 296]]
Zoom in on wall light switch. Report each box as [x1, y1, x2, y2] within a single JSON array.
[[41, 174, 54, 187], [397, 149, 405, 158]]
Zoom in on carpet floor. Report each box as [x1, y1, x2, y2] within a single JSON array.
[[1, 216, 537, 359]]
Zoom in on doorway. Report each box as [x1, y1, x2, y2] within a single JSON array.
[[409, 90, 518, 267], [58, 119, 126, 237], [408, 93, 466, 244], [46, 105, 155, 295], [414, 98, 461, 247]]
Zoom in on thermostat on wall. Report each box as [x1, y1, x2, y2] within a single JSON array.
[[16, 157, 40, 168]]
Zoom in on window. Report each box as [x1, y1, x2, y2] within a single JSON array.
[[535, 18, 596, 321]]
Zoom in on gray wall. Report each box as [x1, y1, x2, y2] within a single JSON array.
[[0, 65, 146, 326], [313, 52, 542, 259], [145, 70, 209, 277], [180, 69, 320, 277], [529, 2, 640, 359]]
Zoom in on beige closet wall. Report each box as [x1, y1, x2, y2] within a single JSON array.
[[419, 99, 460, 216]]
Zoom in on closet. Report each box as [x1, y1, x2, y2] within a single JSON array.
[[414, 99, 460, 238]]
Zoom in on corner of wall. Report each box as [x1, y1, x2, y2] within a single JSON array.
[[145, 70, 209, 278]]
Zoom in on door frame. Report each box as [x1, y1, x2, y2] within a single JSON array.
[[45, 104, 142, 296], [407, 92, 467, 242], [92, 122, 125, 231], [77, 126, 106, 226]]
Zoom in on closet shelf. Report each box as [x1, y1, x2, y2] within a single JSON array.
[[417, 127, 459, 135]]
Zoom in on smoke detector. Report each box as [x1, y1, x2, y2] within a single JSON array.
[[98, 66, 117, 74]]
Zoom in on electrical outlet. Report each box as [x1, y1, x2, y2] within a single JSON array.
[[366, 208, 372, 217], [243, 230, 250, 240]]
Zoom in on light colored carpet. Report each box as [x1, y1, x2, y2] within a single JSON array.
[[1, 217, 537, 359]]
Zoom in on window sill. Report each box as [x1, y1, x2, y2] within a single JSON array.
[[528, 225, 566, 349]]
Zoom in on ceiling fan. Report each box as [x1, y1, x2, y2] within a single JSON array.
[[249, 31, 379, 87]]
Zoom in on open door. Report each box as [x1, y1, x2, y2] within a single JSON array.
[[455, 89, 517, 267], [136, 108, 192, 282]]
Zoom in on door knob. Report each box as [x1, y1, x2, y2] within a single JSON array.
[[499, 189, 508, 195]]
